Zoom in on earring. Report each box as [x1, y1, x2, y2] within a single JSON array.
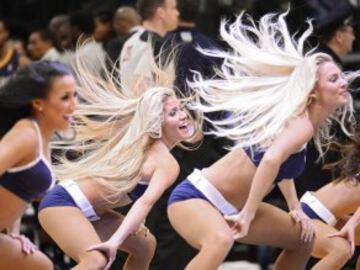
[[38, 107, 43, 112]]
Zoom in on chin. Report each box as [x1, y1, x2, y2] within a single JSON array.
[[58, 122, 71, 131]]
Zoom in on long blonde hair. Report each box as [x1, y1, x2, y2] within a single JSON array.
[[52, 41, 179, 200], [190, 12, 354, 155]]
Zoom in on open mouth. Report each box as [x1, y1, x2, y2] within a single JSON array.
[[179, 123, 194, 136], [179, 123, 188, 130], [63, 115, 74, 123]]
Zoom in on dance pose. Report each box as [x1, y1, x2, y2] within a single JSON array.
[[300, 129, 360, 269], [0, 61, 77, 269], [38, 51, 196, 270], [167, 12, 356, 270]]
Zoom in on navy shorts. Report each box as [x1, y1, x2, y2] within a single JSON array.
[[168, 179, 210, 206], [38, 184, 77, 211]]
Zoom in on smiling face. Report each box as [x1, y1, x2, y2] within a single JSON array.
[[33, 75, 77, 131], [313, 61, 349, 110], [161, 95, 193, 146]]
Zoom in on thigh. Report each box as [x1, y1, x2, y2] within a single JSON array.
[[0, 233, 52, 270], [336, 215, 360, 246], [38, 206, 102, 262], [237, 203, 303, 249], [311, 220, 345, 258], [167, 199, 232, 249], [92, 210, 153, 253]]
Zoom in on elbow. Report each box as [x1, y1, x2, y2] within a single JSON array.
[[137, 196, 156, 209], [262, 150, 283, 168]]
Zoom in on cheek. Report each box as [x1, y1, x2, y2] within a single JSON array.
[[47, 100, 67, 114]]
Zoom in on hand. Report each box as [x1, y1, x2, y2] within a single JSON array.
[[289, 209, 315, 242], [224, 211, 254, 239], [9, 233, 38, 255], [329, 223, 356, 255], [86, 241, 118, 270]]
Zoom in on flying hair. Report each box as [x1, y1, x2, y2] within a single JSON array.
[[189, 11, 354, 156], [52, 39, 186, 202]]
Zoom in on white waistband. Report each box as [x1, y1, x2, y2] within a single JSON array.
[[59, 181, 100, 221], [188, 169, 238, 215], [300, 191, 337, 226]]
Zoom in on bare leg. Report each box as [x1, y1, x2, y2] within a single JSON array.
[[168, 199, 234, 270], [237, 203, 313, 270], [38, 207, 107, 270], [307, 220, 352, 270], [92, 210, 156, 270], [0, 233, 53, 270]]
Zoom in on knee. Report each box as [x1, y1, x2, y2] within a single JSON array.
[[77, 250, 107, 270], [130, 230, 157, 259], [326, 238, 353, 261], [203, 231, 234, 255], [140, 231, 157, 258]]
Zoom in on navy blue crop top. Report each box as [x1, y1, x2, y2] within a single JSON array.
[[244, 147, 307, 182], [127, 181, 149, 201], [0, 120, 55, 202]]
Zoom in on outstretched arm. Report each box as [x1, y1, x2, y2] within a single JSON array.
[[87, 157, 179, 269]]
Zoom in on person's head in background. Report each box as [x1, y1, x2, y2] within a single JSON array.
[[93, 9, 115, 43], [311, 0, 355, 58], [113, 6, 141, 36], [136, 0, 179, 36], [69, 10, 95, 46], [48, 14, 71, 51], [27, 29, 56, 60]]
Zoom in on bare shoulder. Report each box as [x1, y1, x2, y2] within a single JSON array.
[[1, 119, 39, 153], [287, 113, 314, 136], [269, 114, 314, 157], [146, 141, 180, 175]]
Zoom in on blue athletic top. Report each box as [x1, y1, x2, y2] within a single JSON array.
[[127, 181, 149, 201], [0, 120, 55, 202], [244, 147, 307, 182]]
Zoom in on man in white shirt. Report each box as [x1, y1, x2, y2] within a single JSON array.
[[119, 0, 179, 94]]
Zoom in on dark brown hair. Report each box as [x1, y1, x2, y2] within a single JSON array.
[[327, 126, 360, 183]]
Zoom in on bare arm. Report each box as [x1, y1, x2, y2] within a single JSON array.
[[87, 154, 179, 269], [6, 216, 22, 234], [278, 179, 300, 211], [107, 162, 178, 245], [242, 116, 313, 217], [329, 206, 360, 254], [226, 115, 314, 238], [278, 179, 315, 242], [0, 120, 37, 176]]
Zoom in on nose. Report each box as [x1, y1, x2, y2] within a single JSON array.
[[180, 110, 187, 120], [340, 77, 348, 89], [70, 95, 78, 111]]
